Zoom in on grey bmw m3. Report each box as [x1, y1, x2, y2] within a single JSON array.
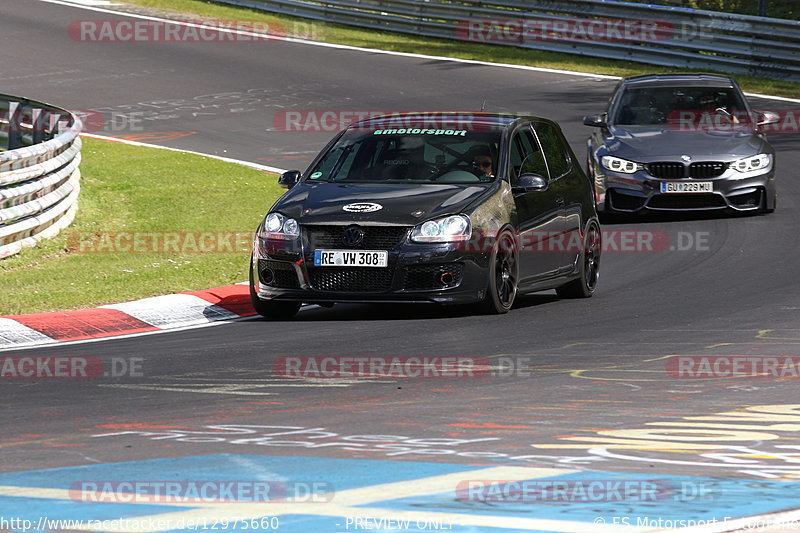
[[584, 73, 779, 215]]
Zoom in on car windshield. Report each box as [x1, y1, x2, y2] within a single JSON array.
[[613, 86, 752, 129], [306, 126, 502, 184]]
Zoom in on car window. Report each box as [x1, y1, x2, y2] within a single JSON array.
[[307, 127, 502, 184], [534, 122, 572, 179], [612, 86, 751, 128], [509, 127, 548, 184]]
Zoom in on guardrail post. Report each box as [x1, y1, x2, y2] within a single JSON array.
[[7, 102, 23, 150]]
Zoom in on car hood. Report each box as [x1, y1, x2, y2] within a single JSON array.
[[271, 182, 494, 225], [605, 125, 765, 162]]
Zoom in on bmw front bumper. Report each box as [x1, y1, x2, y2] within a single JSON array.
[[593, 164, 775, 213]]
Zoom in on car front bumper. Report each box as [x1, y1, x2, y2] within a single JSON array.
[[593, 165, 775, 213], [251, 236, 492, 305]]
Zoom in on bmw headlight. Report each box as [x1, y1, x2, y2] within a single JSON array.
[[731, 154, 772, 173], [260, 212, 300, 240], [411, 215, 471, 243], [601, 155, 640, 174]]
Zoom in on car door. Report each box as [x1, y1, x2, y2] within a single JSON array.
[[508, 124, 565, 284], [533, 121, 580, 273]]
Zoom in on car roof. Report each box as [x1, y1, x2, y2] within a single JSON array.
[[348, 112, 546, 130], [621, 73, 736, 89]]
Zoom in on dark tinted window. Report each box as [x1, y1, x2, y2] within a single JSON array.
[[509, 127, 547, 183], [613, 85, 750, 128], [307, 127, 502, 184], [534, 122, 572, 179]]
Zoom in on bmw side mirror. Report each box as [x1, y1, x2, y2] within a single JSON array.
[[583, 114, 607, 128], [513, 173, 548, 193], [756, 110, 780, 127], [278, 170, 302, 189]]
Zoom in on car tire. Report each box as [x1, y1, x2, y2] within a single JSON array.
[[249, 259, 302, 319], [479, 229, 518, 314], [556, 222, 601, 299]]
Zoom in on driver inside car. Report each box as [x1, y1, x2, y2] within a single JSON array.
[[470, 145, 495, 180]]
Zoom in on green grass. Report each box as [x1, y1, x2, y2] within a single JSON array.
[[121, 0, 800, 98], [0, 138, 283, 315]]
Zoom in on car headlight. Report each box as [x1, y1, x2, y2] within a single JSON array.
[[730, 154, 772, 173], [601, 155, 640, 174], [410, 215, 471, 243], [260, 212, 300, 240]]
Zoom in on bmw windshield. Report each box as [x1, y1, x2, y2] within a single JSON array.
[[612, 86, 753, 130], [305, 126, 502, 184]]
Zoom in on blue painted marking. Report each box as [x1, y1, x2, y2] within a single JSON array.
[[372, 469, 800, 524], [1, 455, 799, 532]]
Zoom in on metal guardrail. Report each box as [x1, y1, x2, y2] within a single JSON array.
[[217, 0, 800, 82], [0, 95, 82, 259]]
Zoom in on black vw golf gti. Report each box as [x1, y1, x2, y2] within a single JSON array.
[[251, 113, 600, 318]]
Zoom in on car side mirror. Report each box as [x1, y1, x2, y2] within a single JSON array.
[[513, 173, 547, 193], [278, 170, 301, 189], [583, 113, 607, 128], [756, 110, 780, 127]]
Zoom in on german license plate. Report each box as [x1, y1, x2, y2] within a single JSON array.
[[660, 181, 713, 193], [313, 250, 388, 267]]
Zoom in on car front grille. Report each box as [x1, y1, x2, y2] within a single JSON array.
[[258, 259, 299, 288], [309, 267, 394, 292], [305, 225, 409, 250], [690, 162, 726, 179], [646, 162, 726, 179], [404, 263, 464, 290], [647, 162, 685, 179]]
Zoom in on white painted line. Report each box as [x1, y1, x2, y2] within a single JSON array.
[[101, 293, 239, 329], [0, 314, 252, 354], [0, 318, 57, 348], [63, 0, 120, 5], [0, 303, 324, 353], [37, 0, 800, 104], [99, 384, 277, 395], [81, 133, 287, 174]]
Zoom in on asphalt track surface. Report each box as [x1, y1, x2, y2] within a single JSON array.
[[4, 1, 800, 531]]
